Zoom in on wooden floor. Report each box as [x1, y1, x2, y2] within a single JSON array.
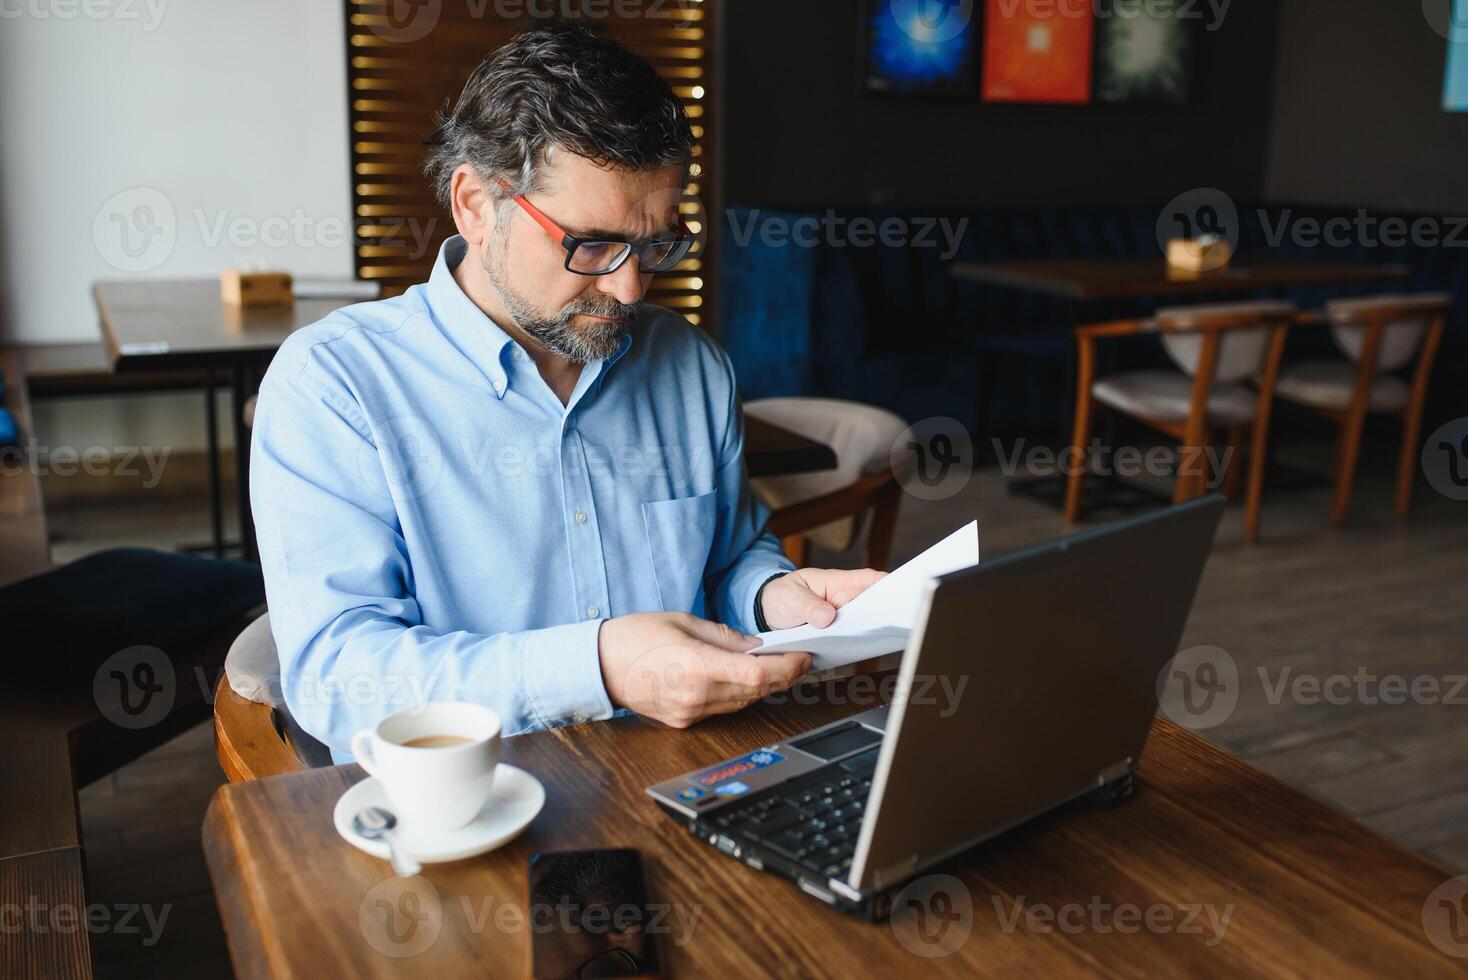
[[57, 432, 1467, 978]]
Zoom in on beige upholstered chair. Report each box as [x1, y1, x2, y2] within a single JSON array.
[[214, 612, 307, 781], [1065, 300, 1297, 542], [1273, 293, 1450, 523], [745, 398, 911, 570], [224, 611, 282, 707], [216, 612, 337, 780]]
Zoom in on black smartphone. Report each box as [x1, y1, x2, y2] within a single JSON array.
[[527, 848, 663, 978]]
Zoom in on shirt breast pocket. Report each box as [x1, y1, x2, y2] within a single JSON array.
[[641, 490, 718, 614]]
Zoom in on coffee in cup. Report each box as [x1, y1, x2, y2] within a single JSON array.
[[350, 702, 502, 832]]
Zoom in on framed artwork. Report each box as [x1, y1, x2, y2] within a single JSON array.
[[1093, 0, 1197, 105], [980, 0, 1094, 104], [1445, 0, 1468, 111], [864, 0, 980, 96]]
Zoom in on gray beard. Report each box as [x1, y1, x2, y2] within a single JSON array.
[[485, 250, 635, 364]]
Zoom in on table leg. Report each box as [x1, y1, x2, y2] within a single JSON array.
[[230, 366, 256, 563], [202, 370, 224, 558]]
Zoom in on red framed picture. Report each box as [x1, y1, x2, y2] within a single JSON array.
[[980, 0, 1094, 104]]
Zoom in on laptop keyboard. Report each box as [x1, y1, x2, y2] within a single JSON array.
[[711, 747, 881, 879]]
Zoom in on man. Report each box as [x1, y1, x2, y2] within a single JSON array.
[[250, 26, 884, 760]]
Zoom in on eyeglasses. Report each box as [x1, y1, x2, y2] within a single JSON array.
[[496, 179, 695, 276], [576, 948, 642, 977]]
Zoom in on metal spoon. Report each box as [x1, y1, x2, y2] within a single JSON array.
[[352, 806, 421, 877]]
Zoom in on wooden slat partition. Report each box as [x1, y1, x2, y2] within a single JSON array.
[[344, 0, 719, 331]]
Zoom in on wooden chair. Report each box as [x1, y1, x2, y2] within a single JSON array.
[[1272, 294, 1450, 523], [745, 398, 911, 571], [1065, 300, 1296, 543], [214, 676, 305, 782], [214, 612, 309, 781]]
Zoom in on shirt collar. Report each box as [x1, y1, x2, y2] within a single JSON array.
[[424, 235, 634, 402], [426, 236, 515, 397]]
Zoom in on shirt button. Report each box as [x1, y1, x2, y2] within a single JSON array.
[[575, 510, 588, 524], [586, 605, 600, 619], [493, 380, 505, 394], [513, 348, 524, 360], [571, 713, 588, 724]]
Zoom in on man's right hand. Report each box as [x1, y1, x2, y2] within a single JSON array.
[[598, 612, 811, 729]]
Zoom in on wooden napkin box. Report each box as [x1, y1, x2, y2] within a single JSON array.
[[221, 269, 294, 308], [1165, 236, 1232, 273]]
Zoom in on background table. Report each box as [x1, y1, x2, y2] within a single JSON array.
[[949, 256, 1412, 300], [948, 256, 1415, 513], [203, 675, 1463, 978], [94, 281, 836, 561]]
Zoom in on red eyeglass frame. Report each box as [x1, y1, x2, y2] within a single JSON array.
[[493, 178, 695, 276]]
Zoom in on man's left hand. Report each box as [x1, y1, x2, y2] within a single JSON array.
[[759, 567, 887, 631]]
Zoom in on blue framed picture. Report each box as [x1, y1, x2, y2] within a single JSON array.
[[864, 0, 979, 96], [1445, 0, 1468, 111]]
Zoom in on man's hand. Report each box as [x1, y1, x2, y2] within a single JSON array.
[[598, 612, 812, 729], [759, 567, 888, 631]]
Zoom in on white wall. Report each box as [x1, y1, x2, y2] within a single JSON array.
[[0, 0, 355, 451]]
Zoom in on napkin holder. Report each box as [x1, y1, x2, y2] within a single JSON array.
[[222, 269, 294, 308], [1166, 235, 1232, 273]]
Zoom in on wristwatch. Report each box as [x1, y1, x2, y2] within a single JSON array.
[[753, 572, 789, 633]]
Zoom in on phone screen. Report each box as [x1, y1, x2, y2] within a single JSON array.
[[527, 848, 663, 978]]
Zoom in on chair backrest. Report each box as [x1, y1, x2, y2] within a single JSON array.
[[224, 610, 282, 706], [216, 611, 322, 781], [745, 397, 909, 554], [1325, 293, 1451, 372], [1155, 300, 1297, 384]]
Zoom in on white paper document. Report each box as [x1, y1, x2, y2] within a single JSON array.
[[751, 520, 980, 669]]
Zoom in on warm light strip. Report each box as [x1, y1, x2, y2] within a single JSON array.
[[356, 205, 443, 217], [355, 162, 421, 175]]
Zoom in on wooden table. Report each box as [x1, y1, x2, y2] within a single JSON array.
[[745, 415, 836, 478], [202, 675, 1464, 978], [949, 256, 1412, 301], [93, 281, 836, 561]]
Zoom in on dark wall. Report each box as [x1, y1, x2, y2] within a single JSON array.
[[723, 0, 1282, 208], [1265, 2, 1468, 213]]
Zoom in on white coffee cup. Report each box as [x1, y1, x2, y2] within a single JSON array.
[[350, 702, 502, 832]]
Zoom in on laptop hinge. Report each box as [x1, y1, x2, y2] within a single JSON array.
[[1098, 757, 1134, 785], [872, 854, 920, 889]]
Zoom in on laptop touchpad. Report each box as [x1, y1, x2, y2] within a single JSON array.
[[792, 722, 884, 761]]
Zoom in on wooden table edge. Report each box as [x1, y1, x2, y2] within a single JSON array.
[[947, 260, 1414, 301]]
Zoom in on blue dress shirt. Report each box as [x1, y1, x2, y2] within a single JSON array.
[[249, 236, 793, 760]]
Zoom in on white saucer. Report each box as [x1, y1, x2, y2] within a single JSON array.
[[333, 764, 545, 864]]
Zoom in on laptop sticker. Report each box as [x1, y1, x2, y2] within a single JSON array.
[[715, 781, 750, 796], [688, 750, 785, 792]]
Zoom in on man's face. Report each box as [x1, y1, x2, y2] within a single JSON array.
[[482, 152, 685, 363]]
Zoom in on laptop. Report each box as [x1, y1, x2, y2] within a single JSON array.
[[646, 496, 1225, 919]]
